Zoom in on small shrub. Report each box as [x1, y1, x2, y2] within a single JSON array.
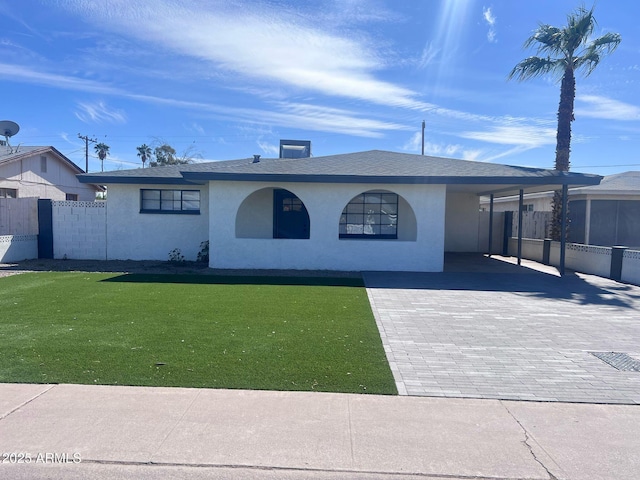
[[197, 240, 209, 263], [168, 248, 185, 263]]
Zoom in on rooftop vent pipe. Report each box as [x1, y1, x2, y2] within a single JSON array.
[[252, 154, 261, 163]]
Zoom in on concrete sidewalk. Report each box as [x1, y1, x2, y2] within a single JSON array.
[[1, 383, 639, 479]]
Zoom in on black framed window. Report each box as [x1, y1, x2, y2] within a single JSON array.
[[140, 189, 200, 214], [339, 192, 398, 239], [0, 188, 18, 198]]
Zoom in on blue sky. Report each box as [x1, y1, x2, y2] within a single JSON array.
[[0, 0, 638, 175]]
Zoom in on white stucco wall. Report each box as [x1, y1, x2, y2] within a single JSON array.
[[0, 153, 97, 201], [445, 191, 480, 252], [622, 250, 640, 285], [0, 234, 38, 262], [209, 181, 446, 272], [105, 183, 209, 261], [236, 188, 273, 238]]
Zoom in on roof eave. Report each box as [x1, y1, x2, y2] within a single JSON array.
[[77, 174, 203, 186], [180, 171, 603, 187]]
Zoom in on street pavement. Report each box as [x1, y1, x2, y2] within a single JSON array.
[[1, 383, 639, 480]]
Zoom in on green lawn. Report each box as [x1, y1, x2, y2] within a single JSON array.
[[0, 272, 397, 394]]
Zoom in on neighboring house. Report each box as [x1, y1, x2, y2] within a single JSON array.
[[480, 171, 640, 248], [0, 144, 102, 201], [78, 150, 600, 272]]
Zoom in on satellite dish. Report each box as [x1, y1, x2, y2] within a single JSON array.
[[0, 120, 19, 138], [0, 120, 20, 150]]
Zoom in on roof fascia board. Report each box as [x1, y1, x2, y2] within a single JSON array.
[[181, 171, 602, 187], [48, 146, 85, 174], [77, 175, 202, 186]]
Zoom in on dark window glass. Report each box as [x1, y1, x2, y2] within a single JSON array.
[[339, 192, 398, 239], [0, 188, 18, 198], [141, 189, 200, 214]]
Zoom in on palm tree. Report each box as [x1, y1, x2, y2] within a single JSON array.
[[509, 6, 620, 240], [136, 144, 152, 168], [94, 143, 110, 172]]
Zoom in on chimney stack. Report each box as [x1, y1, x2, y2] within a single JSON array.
[[252, 154, 261, 163]]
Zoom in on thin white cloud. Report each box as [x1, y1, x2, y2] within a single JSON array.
[[417, 42, 439, 69], [401, 132, 481, 160], [575, 95, 640, 121], [460, 125, 556, 147], [323, 0, 399, 24], [0, 62, 119, 95], [424, 142, 482, 161], [257, 140, 279, 156], [402, 131, 423, 152], [249, 102, 410, 138], [75, 101, 127, 124], [58, 0, 429, 110], [482, 6, 497, 43], [184, 122, 205, 136], [480, 145, 543, 164], [0, 61, 408, 137]]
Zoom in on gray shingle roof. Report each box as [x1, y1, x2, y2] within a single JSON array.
[[570, 171, 640, 194], [0, 146, 64, 165], [0, 145, 86, 173], [78, 150, 601, 190]]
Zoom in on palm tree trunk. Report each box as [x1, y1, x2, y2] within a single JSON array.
[[551, 67, 576, 241], [555, 67, 575, 171]]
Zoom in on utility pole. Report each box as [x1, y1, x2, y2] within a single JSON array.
[[421, 120, 425, 155], [78, 134, 96, 173]]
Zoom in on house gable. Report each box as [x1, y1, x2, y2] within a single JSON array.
[[0, 146, 102, 201]]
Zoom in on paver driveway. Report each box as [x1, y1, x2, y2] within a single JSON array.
[[365, 255, 640, 404]]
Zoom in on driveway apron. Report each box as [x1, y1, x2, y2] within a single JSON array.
[[364, 257, 640, 404]]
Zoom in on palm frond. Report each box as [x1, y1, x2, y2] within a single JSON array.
[[508, 56, 563, 81], [590, 32, 622, 54], [524, 25, 562, 55], [564, 6, 595, 54], [573, 32, 622, 76], [574, 51, 600, 76]]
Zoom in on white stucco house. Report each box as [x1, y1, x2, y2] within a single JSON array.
[[0, 145, 102, 201], [78, 150, 601, 272]]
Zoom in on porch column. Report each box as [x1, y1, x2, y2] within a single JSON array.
[[517, 189, 523, 266], [585, 198, 591, 245], [560, 184, 568, 276], [487, 194, 494, 256]]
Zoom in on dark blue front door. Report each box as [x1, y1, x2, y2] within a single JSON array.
[[273, 189, 310, 239]]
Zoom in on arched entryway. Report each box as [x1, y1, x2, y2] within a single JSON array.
[[235, 187, 310, 239]]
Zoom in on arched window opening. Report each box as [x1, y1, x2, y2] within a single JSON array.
[[339, 192, 398, 239]]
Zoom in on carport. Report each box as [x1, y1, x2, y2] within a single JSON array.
[[467, 178, 582, 275]]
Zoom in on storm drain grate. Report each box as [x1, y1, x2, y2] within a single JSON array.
[[590, 352, 640, 372]]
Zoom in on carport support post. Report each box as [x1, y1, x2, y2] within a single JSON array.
[[610, 246, 627, 281], [560, 184, 568, 276], [487, 194, 494, 256], [517, 189, 523, 266]]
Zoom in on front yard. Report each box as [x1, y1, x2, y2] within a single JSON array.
[[0, 272, 396, 394]]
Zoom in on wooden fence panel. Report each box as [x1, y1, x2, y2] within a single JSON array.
[[0, 198, 39, 235]]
